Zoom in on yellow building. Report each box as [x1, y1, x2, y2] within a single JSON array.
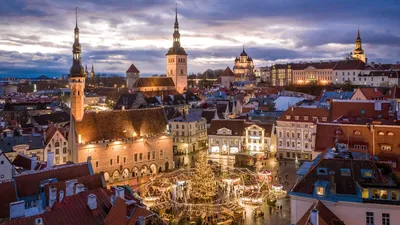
[[233, 47, 254, 81]]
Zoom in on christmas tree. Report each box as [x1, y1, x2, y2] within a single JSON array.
[[189, 152, 217, 201]]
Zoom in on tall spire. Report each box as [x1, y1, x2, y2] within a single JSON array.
[[357, 29, 360, 40], [69, 7, 85, 78], [175, 3, 178, 26], [172, 4, 181, 49], [75, 7, 78, 28]]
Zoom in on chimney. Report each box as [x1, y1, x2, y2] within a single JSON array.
[[31, 156, 37, 170], [310, 209, 319, 225], [87, 193, 97, 210], [138, 216, 146, 225], [65, 179, 78, 196], [47, 151, 54, 168], [49, 185, 57, 207], [115, 186, 125, 199], [59, 190, 64, 202], [329, 171, 336, 194], [35, 218, 44, 225], [9, 200, 25, 219], [75, 183, 85, 194]]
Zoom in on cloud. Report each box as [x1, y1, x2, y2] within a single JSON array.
[[0, 0, 399, 77]]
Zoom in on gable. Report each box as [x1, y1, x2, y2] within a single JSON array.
[[217, 128, 232, 135], [304, 65, 317, 70]]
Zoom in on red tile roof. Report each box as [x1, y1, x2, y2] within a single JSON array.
[[45, 125, 58, 146], [220, 67, 235, 77], [333, 59, 365, 70], [0, 180, 17, 218], [278, 107, 329, 122], [1, 188, 113, 225], [353, 87, 384, 100], [126, 64, 140, 73], [209, 119, 246, 136], [296, 200, 345, 225], [134, 77, 175, 88], [330, 100, 391, 121], [14, 162, 91, 198], [12, 154, 33, 171], [385, 84, 400, 99]]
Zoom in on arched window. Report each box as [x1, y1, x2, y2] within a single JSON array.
[[354, 130, 361, 135], [378, 131, 385, 136], [77, 91, 80, 96], [387, 132, 394, 136]]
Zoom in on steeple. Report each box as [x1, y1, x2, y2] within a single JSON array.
[[90, 64, 95, 78], [69, 7, 86, 78], [355, 29, 363, 51], [173, 4, 181, 49], [352, 28, 366, 63]]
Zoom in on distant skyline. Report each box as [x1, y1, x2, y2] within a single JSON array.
[[1, 0, 400, 77]]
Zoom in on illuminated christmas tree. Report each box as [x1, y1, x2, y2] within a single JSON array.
[[190, 152, 217, 201]]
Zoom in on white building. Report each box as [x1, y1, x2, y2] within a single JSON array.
[[43, 125, 69, 165], [333, 59, 366, 85], [169, 113, 207, 154], [276, 107, 329, 160]]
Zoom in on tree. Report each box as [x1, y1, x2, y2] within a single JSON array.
[[189, 152, 217, 201]]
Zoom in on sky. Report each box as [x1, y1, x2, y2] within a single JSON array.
[[0, 0, 400, 78]]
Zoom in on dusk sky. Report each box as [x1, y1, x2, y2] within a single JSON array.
[[1, 0, 400, 78]]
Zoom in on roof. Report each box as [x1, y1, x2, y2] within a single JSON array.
[[385, 84, 400, 99], [248, 122, 273, 137], [216, 103, 229, 119], [166, 46, 187, 55], [14, 162, 91, 198], [296, 201, 345, 225], [32, 112, 70, 126], [330, 100, 391, 121], [105, 197, 154, 225], [2, 188, 112, 225], [126, 64, 140, 73], [220, 67, 235, 77], [12, 154, 33, 171], [292, 158, 385, 196], [278, 107, 329, 122], [43, 173, 105, 206], [274, 96, 305, 111], [133, 77, 175, 88], [201, 110, 218, 124], [209, 119, 246, 136], [240, 48, 248, 57], [291, 61, 338, 70], [362, 71, 391, 77], [333, 59, 365, 70], [76, 108, 168, 143], [0, 136, 44, 153], [317, 91, 354, 104], [0, 180, 17, 218]]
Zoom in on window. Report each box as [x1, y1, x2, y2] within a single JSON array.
[[381, 145, 392, 151], [55, 149, 59, 155], [134, 154, 137, 162], [304, 116, 309, 120], [63, 148, 67, 154], [286, 152, 290, 158], [0, 160, 3, 165], [341, 168, 351, 176], [286, 115, 291, 120], [110, 159, 113, 166], [366, 212, 374, 225], [291, 132, 295, 138], [160, 150, 164, 159], [63, 157, 66, 163], [391, 191, 398, 200], [176, 124, 178, 129], [292, 142, 295, 147], [297, 133, 300, 138], [317, 167, 328, 175], [387, 132, 394, 136], [362, 169, 373, 178], [316, 187, 324, 195], [152, 151, 156, 160], [354, 130, 361, 135], [148, 152, 151, 160], [182, 125, 185, 129], [362, 189, 369, 198], [372, 189, 380, 199], [305, 143, 308, 149], [321, 117, 327, 122], [382, 213, 390, 225], [139, 153, 143, 161], [96, 161, 99, 168], [123, 157, 127, 164], [286, 132, 289, 138], [55, 157, 60, 164], [295, 116, 299, 120], [380, 190, 388, 199], [117, 156, 120, 164]]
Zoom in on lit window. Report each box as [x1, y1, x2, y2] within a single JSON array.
[[362, 189, 369, 198], [286, 115, 291, 120], [387, 132, 394, 136], [317, 187, 324, 195], [380, 190, 388, 200], [378, 131, 385, 136], [381, 145, 392, 151], [341, 168, 351, 176], [304, 116, 309, 120], [354, 130, 361, 135], [391, 191, 398, 200]]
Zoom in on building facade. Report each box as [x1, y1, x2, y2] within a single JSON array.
[[126, 63, 140, 90], [43, 125, 69, 165], [276, 107, 329, 160], [271, 64, 292, 86], [0, 150, 13, 182], [165, 6, 187, 94], [292, 61, 336, 85], [169, 113, 207, 154], [220, 67, 235, 89]]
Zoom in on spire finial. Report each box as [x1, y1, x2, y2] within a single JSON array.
[[75, 7, 78, 28], [357, 28, 360, 39], [175, 3, 178, 24]]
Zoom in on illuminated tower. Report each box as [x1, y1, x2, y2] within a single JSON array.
[[69, 8, 86, 122], [166, 5, 187, 93], [352, 29, 366, 63]]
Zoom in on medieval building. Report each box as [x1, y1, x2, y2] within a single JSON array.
[[352, 29, 367, 63], [68, 10, 174, 184]]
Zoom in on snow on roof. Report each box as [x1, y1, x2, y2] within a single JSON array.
[[274, 96, 305, 111]]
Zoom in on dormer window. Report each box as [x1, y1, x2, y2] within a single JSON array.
[[378, 131, 385, 136], [361, 169, 374, 178], [295, 116, 299, 120], [341, 168, 351, 176], [316, 167, 328, 175], [304, 116, 309, 121], [321, 117, 327, 122], [387, 132, 394, 136], [286, 115, 291, 120], [381, 145, 392, 151], [354, 130, 361, 135]]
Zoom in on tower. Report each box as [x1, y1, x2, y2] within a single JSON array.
[[90, 64, 95, 79], [166, 5, 187, 94], [69, 8, 86, 122], [352, 29, 366, 63], [126, 63, 140, 90]]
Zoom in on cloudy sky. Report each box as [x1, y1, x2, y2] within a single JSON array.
[[1, 0, 400, 78]]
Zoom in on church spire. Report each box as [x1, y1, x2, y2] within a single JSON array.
[[69, 7, 86, 78], [175, 3, 178, 27]]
